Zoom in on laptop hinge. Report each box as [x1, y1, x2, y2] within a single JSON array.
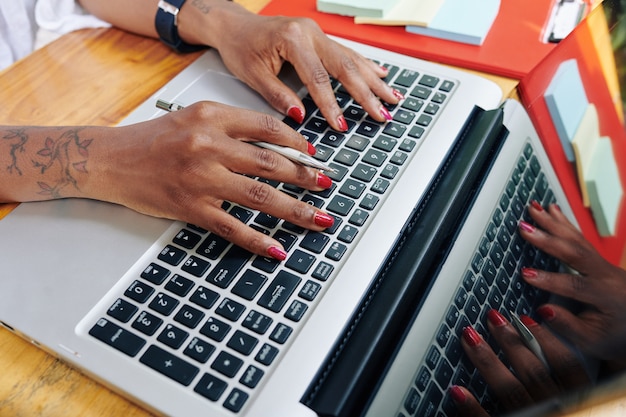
[[301, 105, 508, 417]]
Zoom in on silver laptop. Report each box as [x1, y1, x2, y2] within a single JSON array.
[[0, 37, 576, 417]]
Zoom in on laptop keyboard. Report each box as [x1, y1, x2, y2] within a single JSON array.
[[398, 141, 561, 417], [86, 62, 458, 413]]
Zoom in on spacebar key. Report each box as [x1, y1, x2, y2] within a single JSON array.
[[140, 345, 199, 386]]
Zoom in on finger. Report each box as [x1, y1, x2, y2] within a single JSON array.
[[521, 202, 603, 276], [520, 267, 601, 306], [193, 204, 288, 259], [208, 172, 335, 231], [519, 314, 589, 390], [461, 325, 534, 410], [449, 385, 491, 417], [192, 102, 313, 156], [486, 310, 560, 401]]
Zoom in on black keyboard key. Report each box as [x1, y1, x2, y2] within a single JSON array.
[[355, 121, 381, 137], [258, 271, 301, 313], [404, 388, 421, 415], [216, 298, 246, 321], [270, 323, 293, 344], [165, 274, 194, 297], [383, 122, 407, 138], [371, 178, 391, 194], [195, 373, 227, 401], [284, 299, 308, 322], [175, 304, 205, 329], [157, 324, 189, 349], [240, 365, 264, 388], [212, 351, 243, 378], [300, 232, 331, 254], [190, 286, 220, 309], [360, 193, 379, 210], [333, 148, 360, 166], [140, 344, 199, 386], [90, 318, 145, 357], [312, 261, 334, 281], [132, 310, 163, 336], [182, 255, 210, 277], [108, 298, 138, 323], [158, 245, 187, 266], [200, 317, 231, 342], [149, 292, 179, 316], [206, 245, 253, 289], [243, 310, 273, 335], [227, 330, 259, 356], [223, 389, 249, 413], [417, 383, 443, 417], [231, 270, 268, 301], [395, 69, 420, 87], [141, 263, 170, 285], [173, 228, 202, 249], [196, 234, 229, 260], [435, 357, 454, 389], [299, 280, 322, 301], [363, 149, 387, 167], [327, 195, 355, 216], [321, 131, 346, 147], [285, 249, 316, 274]]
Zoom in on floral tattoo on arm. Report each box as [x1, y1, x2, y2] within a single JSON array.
[[2, 127, 93, 199]]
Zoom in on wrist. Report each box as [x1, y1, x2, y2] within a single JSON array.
[[173, 0, 239, 50]]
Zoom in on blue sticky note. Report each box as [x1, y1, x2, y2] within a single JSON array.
[[406, 0, 500, 45], [544, 59, 589, 162], [586, 137, 623, 236]]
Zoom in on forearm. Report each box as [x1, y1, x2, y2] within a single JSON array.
[[0, 126, 114, 203], [77, 0, 245, 49]]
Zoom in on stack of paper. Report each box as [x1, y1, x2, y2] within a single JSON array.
[[317, 0, 500, 46], [544, 59, 623, 236]]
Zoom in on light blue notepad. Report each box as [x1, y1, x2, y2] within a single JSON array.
[[544, 59, 589, 162], [405, 0, 500, 46], [586, 137, 623, 236], [317, 0, 400, 18]]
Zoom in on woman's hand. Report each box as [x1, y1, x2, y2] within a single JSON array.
[[90, 101, 335, 259], [519, 202, 626, 367], [199, 4, 401, 131], [452, 310, 589, 415]]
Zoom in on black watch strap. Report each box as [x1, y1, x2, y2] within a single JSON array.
[[155, 0, 205, 53]]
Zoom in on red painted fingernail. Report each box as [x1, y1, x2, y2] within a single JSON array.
[[531, 200, 544, 211], [380, 65, 389, 73], [521, 267, 538, 279], [287, 106, 305, 124], [450, 385, 466, 404], [537, 306, 556, 321], [314, 212, 335, 228], [519, 221, 536, 233], [392, 89, 405, 100], [337, 115, 348, 132], [307, 142, 317, 156], [317, 172, 332, 189], [487, 309, 507, 327], [380, 106, 393, 121], [267, 246, 287, 261], [462, 326, 482, 347], [520, 315, 539, 328]]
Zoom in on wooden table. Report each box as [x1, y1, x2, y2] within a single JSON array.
[[0, 1, 624, 416]]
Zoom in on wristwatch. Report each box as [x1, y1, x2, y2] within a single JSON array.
[[155, 0, 205, 53]]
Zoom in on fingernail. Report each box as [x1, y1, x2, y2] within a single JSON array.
[[552, 203, 562, 212], [380, 106, 393, 121], [337, 115, 348, 132], [392, 89, 405, 100], [521, 267, 538, 279], [307, 142, 317, 156], [462, 326, 482, 347], [449, 385, 466, 404], [287, 106, 305, 124], [267, 246, 287, 261], [531, 200, 544, 212], [316, 172, 332, 189], [537, 306, 556, 321], [520, 315, 539, 328], [487, 309, 507, 327], [379, 65, 389, 73], [314, 211, 335, 228], [519, 221, 536, 233]]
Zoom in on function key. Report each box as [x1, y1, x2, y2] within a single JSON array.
[[439, 80, 455, 92], [312, 261, 334, 281], [255, 343, 279, 366], [284, 299, 308, 322], [240, 365, 264, 389], [223, 388, 249, 413], [243, 310, 273, 335], [270, 323, 293, 344]]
